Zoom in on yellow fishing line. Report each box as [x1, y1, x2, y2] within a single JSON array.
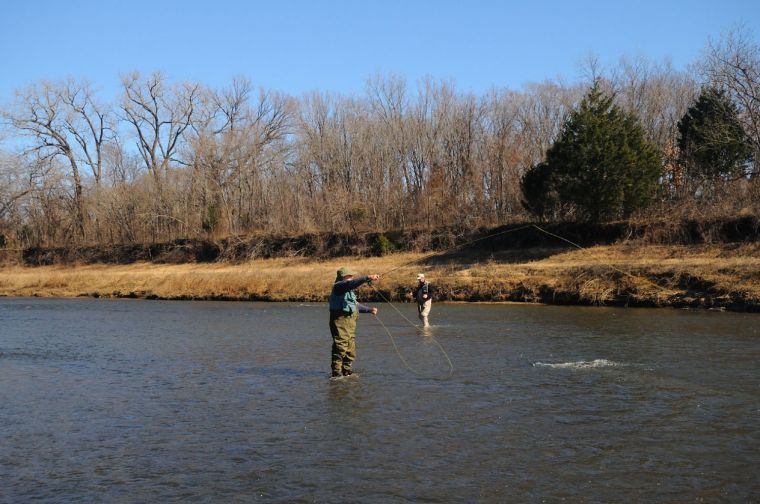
[[530, 224, 676, 294], [368, 223, 676, 377], [370, 284, 454, 377]]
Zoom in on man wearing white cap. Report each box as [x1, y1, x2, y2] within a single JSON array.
[[413, 273, 434, 327]]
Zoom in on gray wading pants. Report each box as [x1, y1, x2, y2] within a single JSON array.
[[330, 310, 358, 375]]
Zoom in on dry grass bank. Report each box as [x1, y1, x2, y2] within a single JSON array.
[[1, 243, 759, 311]]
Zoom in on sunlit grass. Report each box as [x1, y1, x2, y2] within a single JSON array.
[[0, 243, 758, 308]]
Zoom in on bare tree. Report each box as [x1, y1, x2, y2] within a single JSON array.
[[611, 56, 698, 192], [482, 88, 528, 220], [120, 71, 200, 187], [0, 153, 49, 224], [2, 80, 112, 238], [700, 25, 760, 172], [188, 77, 292, 235], [516, 81, 580, 167], [1, 54, 754, 249]]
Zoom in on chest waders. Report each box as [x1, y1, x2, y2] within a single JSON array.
[[329, 287, 359, 376]]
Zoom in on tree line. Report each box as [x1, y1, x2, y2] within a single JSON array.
[[0, 28, 757, 249]]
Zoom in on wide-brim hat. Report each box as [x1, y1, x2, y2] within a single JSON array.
[[338, 266, 358, 278]]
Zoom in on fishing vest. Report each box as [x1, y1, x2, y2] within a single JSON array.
[[416, 281, 431, 304], [329, 285, 358, 313]]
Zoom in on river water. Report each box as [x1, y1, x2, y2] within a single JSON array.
[[0, 298, 757, 502]]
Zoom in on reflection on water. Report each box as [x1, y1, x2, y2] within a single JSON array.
[[1, 298, 758, 502]]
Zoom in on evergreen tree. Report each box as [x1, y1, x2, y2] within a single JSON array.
[[677, 87, 753, 181], [521, 82, 662, 222], [520, 161, 559, 222]]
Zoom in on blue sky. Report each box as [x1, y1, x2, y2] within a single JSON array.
[[1, 0, 758, 100]]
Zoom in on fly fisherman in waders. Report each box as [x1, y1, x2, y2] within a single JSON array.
[[413, 273, 434, 327], [329, 267, 380, 378]]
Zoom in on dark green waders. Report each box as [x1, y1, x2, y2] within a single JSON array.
[[330, 310, 358, 376]]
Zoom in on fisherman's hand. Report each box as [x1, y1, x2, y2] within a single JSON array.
[[370, 307, 378, 315], [422, 294, 428, 299], [368, 274, 380, 281]]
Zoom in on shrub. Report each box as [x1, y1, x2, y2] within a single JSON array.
[[371, 234, 394, 256]]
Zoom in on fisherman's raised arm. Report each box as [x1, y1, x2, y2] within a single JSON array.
[[332, 274, 380, 294]]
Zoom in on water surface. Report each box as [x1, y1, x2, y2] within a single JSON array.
[[1, 298, 758, 502]]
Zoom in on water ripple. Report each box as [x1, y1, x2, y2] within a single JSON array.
[[532, 358, 623, 369]]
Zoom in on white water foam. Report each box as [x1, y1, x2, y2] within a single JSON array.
[[532, 359, 621, 370]]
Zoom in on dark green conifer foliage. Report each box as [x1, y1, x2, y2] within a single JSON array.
[[521, 82, 662, 222], [677, 87, 753, 181], [520, 161, 559, 221]]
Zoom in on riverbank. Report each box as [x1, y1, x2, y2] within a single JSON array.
[[1, 242, 758, 311]]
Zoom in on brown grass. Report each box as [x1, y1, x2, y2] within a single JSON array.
[[1, 244, 758, 310]]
